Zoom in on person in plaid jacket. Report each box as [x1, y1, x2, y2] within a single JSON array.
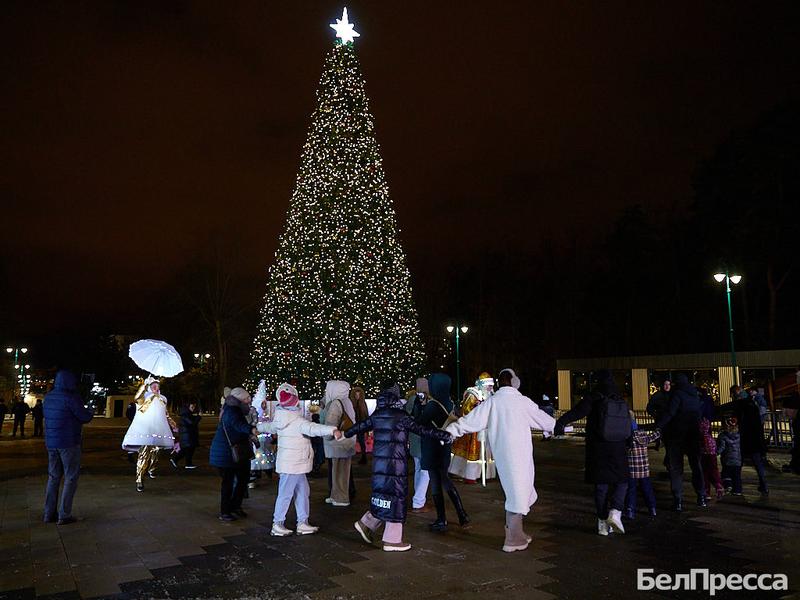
[[625, 412, 660, 519]]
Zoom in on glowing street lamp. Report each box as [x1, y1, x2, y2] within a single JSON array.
[[5, 346, 29, 395], [713, 271, 742, 385], [446, 324, 469, 402]]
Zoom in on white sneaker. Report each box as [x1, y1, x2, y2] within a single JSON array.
[[185, 465, 197, 470], [606, 509, 625, 534], [271, 523, 293, 537], [383, 541, 412, 552], [325, 497, 333, 504], [247, 482, 256, 489], [331, 500, 350, 507], [502, 542, 529, 553], [597, 519, 610, 536], [296, 522, 319, 535]]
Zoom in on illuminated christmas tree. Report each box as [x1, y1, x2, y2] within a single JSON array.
[[249, 9, 424, 397]]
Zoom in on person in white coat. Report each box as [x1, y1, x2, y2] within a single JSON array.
[[445, 368, 556, 553], [259, 383, 342, 536]]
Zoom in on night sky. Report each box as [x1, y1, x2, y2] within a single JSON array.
[[1, 2, 798, 355]]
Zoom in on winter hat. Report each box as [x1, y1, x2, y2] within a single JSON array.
[[499, 368, 521, 390], [226, 387, 251, 406], [276, 382, 300, 409]]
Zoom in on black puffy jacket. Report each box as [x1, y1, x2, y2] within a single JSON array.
[[346, 389, 450, 523], [656, 374, 702, 441], [179, 406, 202, 448]]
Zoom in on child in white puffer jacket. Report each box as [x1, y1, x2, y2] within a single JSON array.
[[258, 382, 342, 536]]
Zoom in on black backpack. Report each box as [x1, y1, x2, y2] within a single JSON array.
[[595, 393, 631, 442]]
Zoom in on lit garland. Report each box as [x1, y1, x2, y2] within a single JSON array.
[[248, 18, 424, 397]]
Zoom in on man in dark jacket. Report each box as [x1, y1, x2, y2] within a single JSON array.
[[171, 402, 201, 469], [655, 373, 706, 511], [32, 399, 44, 437], [347, 382, 451, 552], [12, 397, 30, 437], [0, 398, 7, 436], [730, 387, 769, 494], [43, 370, 94, 525], [555, 370, 630, 536]]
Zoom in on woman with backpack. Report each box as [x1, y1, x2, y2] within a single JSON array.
[[323, 379, 357, 506], [554, 369, 630, 536], [417, 372, 470, 532]]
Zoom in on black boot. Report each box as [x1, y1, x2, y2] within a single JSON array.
[[696, 495, 708, 508], [447, 488, 471, 528], [429, 494, 448, 532], [672, 497, 683, 512]]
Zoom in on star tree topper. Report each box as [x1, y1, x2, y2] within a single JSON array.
[[330, 7, 360, 44]]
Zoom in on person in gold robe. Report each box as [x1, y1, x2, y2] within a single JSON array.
[[449, 372, 496, 483]]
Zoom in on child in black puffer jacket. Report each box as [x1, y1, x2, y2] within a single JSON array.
[[345, 382, 451, 552], [717, 417, 743, 495]]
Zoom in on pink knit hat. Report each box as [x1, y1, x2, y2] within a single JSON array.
[[275, 382, 299, 408]]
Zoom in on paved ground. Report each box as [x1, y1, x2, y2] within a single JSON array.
[[1, 418, 798, 600]]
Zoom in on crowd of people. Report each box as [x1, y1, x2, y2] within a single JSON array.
[[0, 396, 44, 437], [28, 365, 800, 555]]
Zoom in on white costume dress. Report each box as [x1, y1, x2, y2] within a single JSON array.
[[122, 391, 174, 451], [446, 386, 556, 515]]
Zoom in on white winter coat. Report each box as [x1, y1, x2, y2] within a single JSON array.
[[445, 386, 556, 515], [257, 407, 335, 475]]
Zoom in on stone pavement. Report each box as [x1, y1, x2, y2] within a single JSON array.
[[1, 419, 798, 599]]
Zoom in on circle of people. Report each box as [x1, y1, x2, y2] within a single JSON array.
[[38, 366, 775, 552]]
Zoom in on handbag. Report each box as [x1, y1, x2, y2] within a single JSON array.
[[222, 420, 248, 464]]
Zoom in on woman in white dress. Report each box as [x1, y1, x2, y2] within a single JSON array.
[[122, 378, 174, 492]]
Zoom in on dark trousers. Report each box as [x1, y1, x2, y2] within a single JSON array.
[[13, 417, 25, 436], [357, 432, 367, 458], [311, 438, 325, 471], [665, 438, 705, 501], [428, 450, 457, 496], [626, 477, 656, 512], [34, 418, 44, 437], [721, 465, 742, 493], [173, 446, 195, 466], [327, 459, 356, 500], [45, 446, 82, 520], [595, 482, 627, 519], [219, 464, 250, 515], [748, 452, 768, 492]]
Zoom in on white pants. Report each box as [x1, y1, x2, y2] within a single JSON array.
[[412, 457, 430, 509], [273, 473, 310, 525]]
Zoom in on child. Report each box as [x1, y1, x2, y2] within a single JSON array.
[[700, 418, 724, 500], [347, 382, 452, 552], [625, 411, 660, 519], [717, 416, 742, 495], [258, 383, 342, 536]]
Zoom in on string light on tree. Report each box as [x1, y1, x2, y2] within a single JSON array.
[[248, 8, 424, 397]]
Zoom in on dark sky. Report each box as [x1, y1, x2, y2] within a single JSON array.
[[1, 1, 798, 342]]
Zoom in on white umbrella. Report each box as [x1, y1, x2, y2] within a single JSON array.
[[129, 339, 184, 377]]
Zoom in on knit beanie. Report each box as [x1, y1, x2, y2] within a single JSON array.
[[276, 382, 300, 409]]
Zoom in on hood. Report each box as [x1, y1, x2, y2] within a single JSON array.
[[54, 370, 78, 392], [673, 373, 694, 393], [699, 419, 711, 434], [592, 369, 618, 396], [376, 387, 403, 410], [272, 407, 302, 431], [428, 373, 452, 404], [323, 380, 351, 405], [415, 378, 429, 395]]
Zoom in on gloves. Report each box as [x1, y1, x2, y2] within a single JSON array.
[[554, 422, 565, 437]]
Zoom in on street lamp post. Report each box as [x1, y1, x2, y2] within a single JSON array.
[[713, 271, 742, 386], [446, 324, 469, 402], [5, 346, 28, 396]]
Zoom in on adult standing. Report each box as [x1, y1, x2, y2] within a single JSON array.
[[209, 388, 257, 521], [32, 399, 44, 437], [0, 398, 7, 436], [647, 377, 672, 424], [448, 369, 556, 552], [351, 386, 370, 465], [655, 373, 706, 510], [450, 372, 496, 484], [171, 402, 201, 469], [43, 370, 94, 525], [121, 378, 175, 492], [406, 377, 431, 513], [418, 372, 469, 532], [323, 379, 357, 506], [12, 397, 30, 437], [730, 387, 769, 495], [555, 370, 631, 536]]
